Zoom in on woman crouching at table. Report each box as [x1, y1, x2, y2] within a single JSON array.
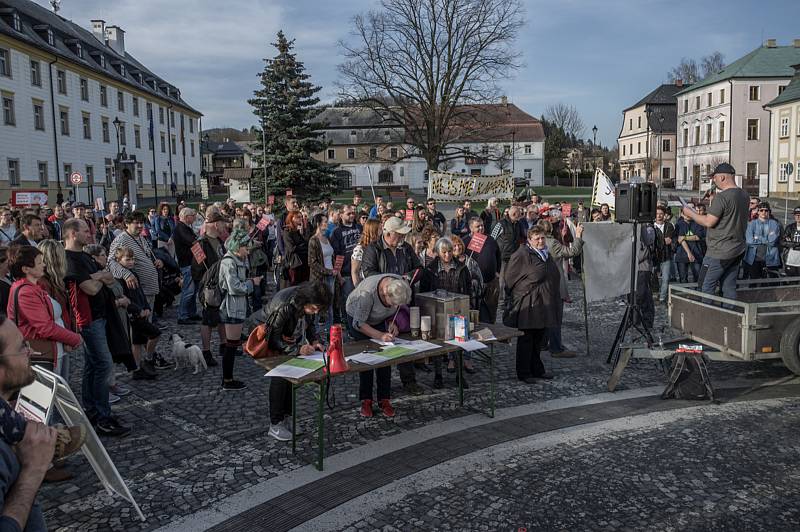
[[503, 226, 560, 384], [345, 274, 412, 419], [265, 281, 331, 442]]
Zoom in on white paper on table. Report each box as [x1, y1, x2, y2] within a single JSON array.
[[265, 364, 318, 379], [348, 351, 390, 365], [472, 328, 497, 342], [370, 337, 412, 347], [402, 340, 441, 353], [303, 351, 327, 362], [445, 339, 488, 352]]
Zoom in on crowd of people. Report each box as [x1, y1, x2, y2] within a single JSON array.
[[0, 160, 797, 529]]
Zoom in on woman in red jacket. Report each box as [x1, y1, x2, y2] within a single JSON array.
[[6, 245, 82, 374]]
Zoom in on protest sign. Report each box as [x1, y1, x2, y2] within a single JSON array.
[[467, 233, 487, 253], [191, 242, 206, 264], [405, 209, 414, 221], [333, 255, 345, 274], [591, 168, 616, 210], [427, 171, 514, 202], [256, 215, 270, 231], [582, 223, 633, 302]]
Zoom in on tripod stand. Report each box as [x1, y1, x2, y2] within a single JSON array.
[[606, 221, 656, 369]]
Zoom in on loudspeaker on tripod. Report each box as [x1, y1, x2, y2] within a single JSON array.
[[615, 182, 657, 223]]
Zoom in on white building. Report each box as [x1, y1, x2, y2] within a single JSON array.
[[675, 39, 800, 193], [765, 63, 800, 197], [0, 0, 202, 207]]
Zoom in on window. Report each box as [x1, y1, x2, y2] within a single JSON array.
[[86, 165, 94, 186], [629, 118, 632, 130], [683, 99, 688, 113], [622, 145, 626, 156], [146, 102, 153, 120], [378, 169, 393, 183], [749, 86, 760, 101], [720, 88, 725, 104], [171, 135, 176, 155], [7, 160, 19, 186], [694, 125, 700, 145], [134, 126, 141, 148], [105, 158, 113, 187], [100, 85, 108, 107], [159, 107, 164, 124], [102, 117, 110, 143], [481, 145, 489, 155], [747, 119, 759, 141], [133, 97, 139, 117], [59, 107, 69, 135], [0, 48, 10, 77], [190, 140, 195, 157], [189, 118, 194, 133], [707, 93, 712, 107], [82, 113, 91, 139], [119, 124, 126, 146], [796, 160, 800, 182], [746, 162, 758, 179], [32, 101, 44, 131], [524, 144, 532, 154], [637, 116, 641, 128], [63, 164, 72, 185], [369, 147, 377, 159], [150, 171, 156, 188], [170, 110, 175, 128], [662, 167, 671, 180], [706, 123, 712, 144], [56, 70, 67, 95], [682, 128, 688, 147], [662, 139, 670, 152], [779, 162, 789, 182], [682, 166, 688, 185], [780, 117, 790, 138], [390, 147, 399, 159], [80, 78, 89, 101], [137, 162, 143, 186], [37, 161, 48, 187], [327, 149, 335, 159], [778, 85, 787, 95], [705, 164, 711, 176], [117, 91, 124, 112], [503, 145, 512, 155], [637, 142, 641, 154], [695, 95, 700, 109], [524, 168, 532, 180], [30, 61, 41, 86], [347, 148, 355, 159], [160, 132, 166, 153], [2, 93, 15, 125], [719, 121, 725, 142], [162, 171, 167, 185]]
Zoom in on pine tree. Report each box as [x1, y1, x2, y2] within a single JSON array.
[[249, 31, 335, 203]]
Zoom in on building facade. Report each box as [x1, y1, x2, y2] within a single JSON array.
[[765, 63, 800, 197], [0, 0, 201, 207], [313, 101, 545, 191], [675, 40, 800, 193], [618, 83, 680, 187]]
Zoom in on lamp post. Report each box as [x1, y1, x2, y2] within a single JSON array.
[[592, 125, 598, 181], [112, 116, 123, 201], [657, 113, 665, 195], [644, 107, 653, 181], [112, 116, 122, 158]]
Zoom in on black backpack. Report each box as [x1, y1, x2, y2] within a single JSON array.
[[198, 256, 233, 308]]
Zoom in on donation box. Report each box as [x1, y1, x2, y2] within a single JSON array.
[[415, 290, 470, 339]]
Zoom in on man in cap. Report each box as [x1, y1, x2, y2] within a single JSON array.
[[360, 217, 424, 395], [681, 163, 749, 300]]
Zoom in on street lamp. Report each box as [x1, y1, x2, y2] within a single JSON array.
[[591, 125, 598, 178], [592, 125, 598, 147], [112, 116, 122, 157], [657, 113, 665, 194], [644, 108, 653, 181]]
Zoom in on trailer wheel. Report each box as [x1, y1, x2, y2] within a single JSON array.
[[780, 317, 800, 375]]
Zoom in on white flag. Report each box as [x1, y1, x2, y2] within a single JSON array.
[[591, 168, 616, 211]]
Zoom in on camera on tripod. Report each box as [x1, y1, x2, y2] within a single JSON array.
[[615, 182, 658, 223]]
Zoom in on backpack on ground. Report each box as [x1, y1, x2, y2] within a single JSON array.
[[198, 256, 233, 308]]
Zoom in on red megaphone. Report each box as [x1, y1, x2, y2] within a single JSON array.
[[325, 324, 349, 375]]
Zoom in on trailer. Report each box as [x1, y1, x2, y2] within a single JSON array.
[[608, 277, 800, 391]]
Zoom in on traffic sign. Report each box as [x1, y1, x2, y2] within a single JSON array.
[[70, 172, 83, 185]]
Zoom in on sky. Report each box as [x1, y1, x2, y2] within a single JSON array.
[[46, 0, 800, 147]]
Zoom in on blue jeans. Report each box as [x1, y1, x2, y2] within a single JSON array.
[[700, 255, 742, 301], [657, 260, 671, 302], [676, 261, 700, 284], [80, 319, 113, 421], [179, 265, 197, 320]]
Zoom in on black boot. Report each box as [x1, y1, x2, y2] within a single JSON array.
[[203, 350, 219, 367], [221, 343, 246, 390]]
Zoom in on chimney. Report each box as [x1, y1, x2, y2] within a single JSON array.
[[105, 25, 125, 55], [675, 79, 683, 88], [794, 39, 800, 48], [765, 38, 777, 48], [500, 95, 508, 106], [90, 19, 105, 43]]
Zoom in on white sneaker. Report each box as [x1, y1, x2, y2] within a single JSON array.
[[268, 423, 292, 442], [109, 393, 121, 404]]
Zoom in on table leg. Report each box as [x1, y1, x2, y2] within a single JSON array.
[[316, 379, 326, 471], [489, 343, 495, 418], [458, 350, 464, 407], [291, 383, 297, 454]]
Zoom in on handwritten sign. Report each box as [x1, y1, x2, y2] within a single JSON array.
[[405, 209, 414, 221], [427, 171, 514, 201], [256, 215, 270, 232], [467, 233, 487, 254], [268, 194, 275, 205], [561, 203, 572, 218], [191, 242, 206, 264], [333, 255, 345, 274]]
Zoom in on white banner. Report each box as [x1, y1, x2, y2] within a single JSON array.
[[582, 222, 633, 303], [427, 171, 514, 202], [591, 168, 616, 210]]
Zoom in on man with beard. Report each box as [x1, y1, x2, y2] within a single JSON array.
[[331, 204, 362, 325]]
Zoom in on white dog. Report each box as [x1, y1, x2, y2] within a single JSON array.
[[171, 334, 207, 374]]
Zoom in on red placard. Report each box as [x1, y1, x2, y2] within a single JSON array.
[[191, 242, 206, 264], [405, 209, 414, 221], [561, 203, 572, 218], [256, 215, 270, 231], [267, 195, 275, 205], [10, 190, 48, 207], [333, 255, 345, 274], [286, 189, 293, 197], [467, 233, 487, 254]]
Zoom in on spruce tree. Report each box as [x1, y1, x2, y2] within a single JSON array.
[[249, 31, 335, 203]]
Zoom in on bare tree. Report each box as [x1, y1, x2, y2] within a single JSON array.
[[544, 103, 585, 139], [701, 52, 725, 78], [338, 0, 525, 171], [668, 58, 700, 84]]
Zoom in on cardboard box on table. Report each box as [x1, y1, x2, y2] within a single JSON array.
[[415, 290, 470, 339]]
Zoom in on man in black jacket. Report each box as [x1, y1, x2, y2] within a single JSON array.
[[491, 206, 525, 312], [425, 198, 446, 234], [331, 205, 362, 324], [191, 212, 227, 366], [653, 205, 676, 304], [173, 207, 200, 324], [10, 214, 43, 247], [463, 217, 502, 324], [360, 217, 424, 395]]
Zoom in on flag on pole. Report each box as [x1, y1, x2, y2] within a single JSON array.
[[591, 168, 616, 211]]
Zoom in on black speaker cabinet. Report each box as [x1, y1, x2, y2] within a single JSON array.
[[615, 182, 657, 223]]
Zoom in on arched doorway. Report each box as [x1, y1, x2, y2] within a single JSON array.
[[378, 169, 393, 183], [120, 168, 132, 202]]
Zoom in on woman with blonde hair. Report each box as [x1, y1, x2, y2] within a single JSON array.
[[350, 219, 381, 287], [37, 239, 76, 379]]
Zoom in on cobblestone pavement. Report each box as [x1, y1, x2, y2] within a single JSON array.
[[332, 397, 800, 532], [38, 280, 795, 530]]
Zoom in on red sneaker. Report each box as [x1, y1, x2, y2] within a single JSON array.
[[360, 399, 373, 418], [378, 399, 395, 418]]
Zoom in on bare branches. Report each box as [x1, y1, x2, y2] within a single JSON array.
[[667, 52, 725, 84], [337, 0, 524, 169], [544, 103, 585, 140]]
